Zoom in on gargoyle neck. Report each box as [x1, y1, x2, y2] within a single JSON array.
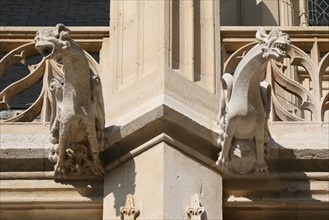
[[229, 43, 271, 110], [233, 44, 269, 88], [61, 41, 91, 102]]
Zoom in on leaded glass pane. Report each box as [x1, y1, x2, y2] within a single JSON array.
[[308, 0, 329, 25]]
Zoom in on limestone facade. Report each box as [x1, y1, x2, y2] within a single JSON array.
[[0, 1, 328, 220]]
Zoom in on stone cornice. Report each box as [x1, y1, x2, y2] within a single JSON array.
[[0, 26, 109, 52], [220, 26, 329, 39]]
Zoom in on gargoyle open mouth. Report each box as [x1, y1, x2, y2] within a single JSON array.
[[35, 42, 55, 59], [273, 42, 288, 56], [39, 46, 55, 59], [42, 47, 53, 57]]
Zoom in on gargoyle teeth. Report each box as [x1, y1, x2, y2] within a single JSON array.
[[273, 43, 287, 55]]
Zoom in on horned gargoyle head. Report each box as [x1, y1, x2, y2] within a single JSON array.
[[35, 23, 71, 61], [256, 27, 291, 60]]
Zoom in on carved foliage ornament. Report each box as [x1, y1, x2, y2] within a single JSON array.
[[120, 194, 140, 220], [34, 24, 105, 177], [187, 194, 205, 220], [216, 27, 291, 175]]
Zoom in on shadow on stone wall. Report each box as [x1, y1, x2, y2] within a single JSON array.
[[102, 125, 137, 216], [223, 137, 328, 220]]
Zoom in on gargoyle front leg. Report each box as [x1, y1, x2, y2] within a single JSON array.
[[216, 117, 237, 168], [254, 122, 269, 175], [54, 121, 71, 175], [50, 119, 60, 144], [86, 124, 105, 176]]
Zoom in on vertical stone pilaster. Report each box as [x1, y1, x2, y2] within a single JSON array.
[[103, 2, 222, 217], [299, 0, 308, 26], [279, 0, 294, 26], [105, 0, 168, 125], [103, 0, 220, 127]]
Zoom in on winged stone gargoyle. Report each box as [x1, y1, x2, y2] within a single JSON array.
[[35, 24, 105, 177], [216, 27, 291, 175]]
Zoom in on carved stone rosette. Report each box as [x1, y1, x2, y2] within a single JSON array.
[[120, 194, 140, 220], [187, 194, 205, 220]]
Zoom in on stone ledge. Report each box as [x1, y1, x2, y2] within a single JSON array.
[[223, 172, 329, 220], [1, 117, 328, 174], [0, 179, 103, 220]]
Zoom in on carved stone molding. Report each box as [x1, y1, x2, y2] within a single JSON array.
[[187, 194, 205, 220], [120, 194, 140, 220]]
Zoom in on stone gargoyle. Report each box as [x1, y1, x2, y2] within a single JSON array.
[[35, 24, 105, 177], [216, 27, 291, 175]]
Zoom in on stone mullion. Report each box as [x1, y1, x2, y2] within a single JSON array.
[[179, 0, 194, 81], [202, 0, 216, 93], [299, 0, 308, 26], [310, 38, 323, 122], [279, 0, 294, 26]]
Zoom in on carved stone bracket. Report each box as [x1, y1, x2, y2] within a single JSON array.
[[120, 194, 140, 220], [187, 194, 205, 220]]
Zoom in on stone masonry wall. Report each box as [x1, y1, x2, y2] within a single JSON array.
[[0, 0, 109, 26]]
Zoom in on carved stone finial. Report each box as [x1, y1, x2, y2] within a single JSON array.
[[216, 27, 291, 175], [120, 194, 140, 220], [35, 24, 105, 178], [187, 194, 205, 220]]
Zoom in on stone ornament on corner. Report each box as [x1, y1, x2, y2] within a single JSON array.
[[35, 24, 105, 178], [216, 27, 291, 175], [120, 194, 140, 220], [187, 194, 205, 220]]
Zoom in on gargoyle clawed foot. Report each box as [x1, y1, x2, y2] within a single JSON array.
[[93, 167, 105, 177], [54, 161, 64, 176], [254, 161, 269, 176], [215, 153, 229, 171], [92, 154, 105, 177]]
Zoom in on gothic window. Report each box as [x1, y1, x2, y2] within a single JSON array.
[[308, 0, 329, 25]]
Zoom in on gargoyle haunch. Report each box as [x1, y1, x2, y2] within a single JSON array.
[[35, 24, 105, 177], [216, 27, 291, 175]]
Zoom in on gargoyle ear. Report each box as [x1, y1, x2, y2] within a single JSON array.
[[256, 26, 267, 41], [55, 23, 70, 34]]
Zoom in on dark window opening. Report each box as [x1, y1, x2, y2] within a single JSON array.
[[308, 0, 329, 26]]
